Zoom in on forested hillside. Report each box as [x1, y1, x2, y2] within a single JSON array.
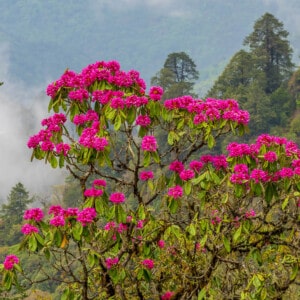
[[0, 0, 300, 94]]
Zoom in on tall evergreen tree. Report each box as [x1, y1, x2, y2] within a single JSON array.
[[244, 12, 294, 94], [0, 182, 33, 245], [151, 52, 199, 99]]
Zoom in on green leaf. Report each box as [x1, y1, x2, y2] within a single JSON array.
[[198, 287, 206, 300], [116, 205, 126, 223], [223, 236, 231, 253], [143, 268, 151, 282], [265, 183, 274, 204], [114, 114, 122, 131], [281, 196, 289, 210], [167, 131, 175, 145], [3, 271, 12, 291], [200, 234, 208, 247], [49, 154, 58, 168], [137, 205, 146, 220], [233, 226, 242, 243], [290, 264, 298, 281], [207, 134, 215, 148], [72, 223, 83, 241], [184, 181, 192, 195], [28, 234, 38, 252], [151, 151, 160, 163], [143, 151, 151, 167], [168, 198, 179, 214], [127, 107, 136, 124], [186, 224, 196, 236]]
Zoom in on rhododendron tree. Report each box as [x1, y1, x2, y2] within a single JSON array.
[[1, 60, 300, 299]]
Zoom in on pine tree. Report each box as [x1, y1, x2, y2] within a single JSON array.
[[0, 182, 33, 245], [244, 12, 294, 94], [151, 52, 199, 99]]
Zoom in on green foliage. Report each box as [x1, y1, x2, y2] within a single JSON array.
[[151, 52, 199, 99], [2, 60, 300, 299], [208, 13, 296, 141], [244, 13, 295, 94], [0, 183, 33, 246]]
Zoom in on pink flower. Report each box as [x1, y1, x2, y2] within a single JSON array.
[[233, 164, 248, 174], [93, 179, 107, 187], [84, 188, 104, 197], [139, 170, 154, 181], [24, 208, 44, 222], [63, 208, 79, 218], [68, 89, 89, 102], [189, 160, 203, 172], [77, 208, 97, 226], [3, 255, 19, 270], [21, 224, 39, 235], [230, 173, 249, 184], [245, 209, 256, 218], [106, 257, 119, 269], [149, 86, 163, 101], [141, 259, 154, 269], [110, 97, 125, 109], [278, 167, 294, 178], [55, 143, 71, 156], [104, 221, 116, 231], [141, 135, 157, 152], [161, 291, 174, 300], [157, 240, 165, 248], [212, 155, 228, 170], [179, 169, 195, 181], [169, 160, 184, 173], [136, 115, 151, 127], [264, 151, 277, 162], [50, 215, 65, 227], [136, 220, 145, 229], [109, 192, 126, 204], [250, 169, 268, 183], [117, 223, 128, 233], [167, 185, 183, 199], [48, 205, 63, 216]]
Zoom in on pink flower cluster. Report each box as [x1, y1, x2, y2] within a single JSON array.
[[230, 164, 249, 184], [27, 113, 69, 154], [245, 209, 256, 218], [167, 185, 183, 199], [139, 170, 154, 181], [136, 115, 151, 127], [77, 208, 97, 226], [24, 208, 44, 222], [179, 169, 195, 181], [21, 224, 39, 235], [84, 187, 104, 197], [93, 179, 107, 187], [161, 291, 174, 300], [141, 258, 154, 269], [109, 192, 126, 204], [46, 60, 146, 99], [47, 205, 96, 227], [141, 135, 158, 152], [105, 257, 119, 269], [149, 86, 163, 101], [164, 97, 249, 125], [3, 255, 19, 270], [227, 134, 300, 185], [73, 110, 99, 125]]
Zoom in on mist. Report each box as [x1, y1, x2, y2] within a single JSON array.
[[0, 44, 66, 203]]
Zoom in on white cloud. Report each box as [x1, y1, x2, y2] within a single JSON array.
[[0, 44, 65, 202], [89, 0, 191, 17]]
